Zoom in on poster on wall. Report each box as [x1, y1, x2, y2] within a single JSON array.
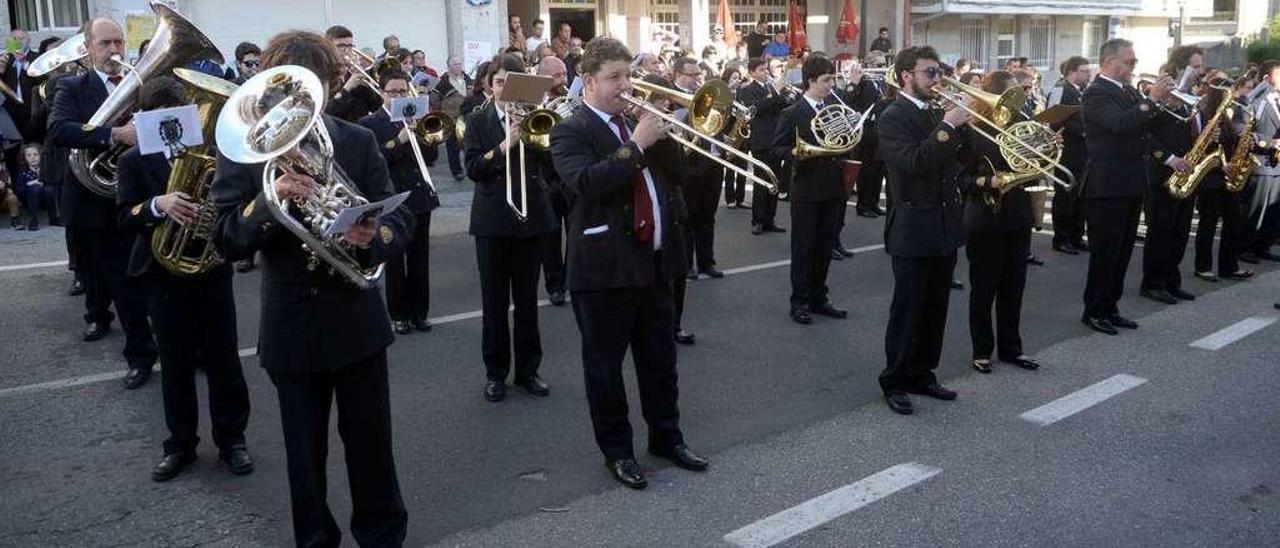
[[125, 11, 158, 58], [464, 40, 492, 75]]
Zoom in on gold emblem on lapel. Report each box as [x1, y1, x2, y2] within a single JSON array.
[[242, 200, 256, 218], [385, 140, 396, 149], [131, 204, 143, 216], [1153, 150, 1164, 159], [82, 123, 96, 131], [1139, 102, 1150, 112], [617, 146, 633, 160], [936, 130, 950, 143], [380, 225, 393, 244]]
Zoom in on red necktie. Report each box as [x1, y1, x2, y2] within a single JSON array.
[[610, 115, 654, 245], [108, 75, 122, 86]]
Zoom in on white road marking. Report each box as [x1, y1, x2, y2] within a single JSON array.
[[723, 462, 942, 548], [1019, 374, 1148, 426], [0, 260, 69, 273], [0, 370, 129, 398], [1189, 315, 1278, 350]]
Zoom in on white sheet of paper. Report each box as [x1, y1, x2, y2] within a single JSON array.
[[390, 96, 430, 122], [567, 75, 582, 98], [136, 104, 202, 157], [323, 191, 411, 239]]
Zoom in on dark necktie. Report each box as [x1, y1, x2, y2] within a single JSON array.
[[108, 75, 122, 87], [610, 115, 654, 245]]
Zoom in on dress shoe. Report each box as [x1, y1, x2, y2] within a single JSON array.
[[725, 202, 738, 209], [1239, 252, 1260, 264], [234, 259, 254, 273], [699, 267, 725, 279], [123, 367, 152, 390], [790, 307, 813, 325], [972, 358, 992, 374], [856, 208, 878, 218], [69, 279, 85, 296], [1072, 239, 1089, 252], [649, 444, 709, 471], [763, 224, 786, 233], [950, 279, 965, 290], [1026, 254, 1045, 266], [812, 301, 848, 319], [549, 291, 567, 306], [483, 380, 506, 402], [674, 329, 696, 345], [83, 321, 111, 341], [835, 246, 855, 258], [220, 447, 255, 475], [1257, 251, 1280, 262], [392, 319, 411, 335], [751, 223, 764, 235], [1169, 288, 1196, 301], [871, 206, 886, 216], [1223, 270, 1254, 280], [152, 451, 196, 482], [1195, 271, 1219, 282], [1003, 356, 1041, 370], [908, 382, 957, 401], [514, 375, 550, 397], [1081, 316, 1118, 335], [778, 192, 789, 201], [1108, 315, 1138, 329], [411, 317, 433, 332], [735, 201, 747, 209], [686, 268, 699, 281], [1140, 289, 1178, 305], [884, 391, 914, 415], [1053, 242, 1080, 255], [830, 249, 845, 260], [606, 458, 647, 489]]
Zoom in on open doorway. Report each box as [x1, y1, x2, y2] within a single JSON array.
[[550, 8, 596, 43]]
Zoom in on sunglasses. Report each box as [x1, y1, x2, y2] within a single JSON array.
[[914, 66, 944, 79], [242, 60, 261, 67]]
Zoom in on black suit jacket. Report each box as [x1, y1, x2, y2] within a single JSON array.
[[463, 104, 557, 238], [3, 50, 38, 135], [550, 105, 689, 291], [771, 97, 847, 202], [326, 84, 382, 123], [737, 79, 790, 153], [358, 109, 441, 215], [962, 135, 1033, 232], [1145, 106, 1194, 192], [433, 73, 473, 103], [210, 116, 413, 373], [49, 71, 115, 229], [877, 94, 969, 257], [1081, 77, 1160, 199], [1052, 82, 1087, 173]]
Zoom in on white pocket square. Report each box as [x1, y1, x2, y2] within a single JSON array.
[[583, 224, 609, 235]]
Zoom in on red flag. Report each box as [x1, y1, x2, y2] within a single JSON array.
[[716, 0, 738, 49], [836, 0, 859, 46], [787, 0, 807, 52]]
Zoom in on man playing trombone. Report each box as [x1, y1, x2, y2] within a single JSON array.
[[671, 56, 726, 280], [325, 25, 382, 123]]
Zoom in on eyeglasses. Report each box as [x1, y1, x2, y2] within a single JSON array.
[[242, 60, 261, 68], [914, 66, 944, 79], [335, 43, 354, 50], [680, 71, 703, 77], [384, 88, 409, 96]]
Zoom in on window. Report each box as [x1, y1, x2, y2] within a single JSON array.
[[1082, 17, 1106, 63], [11, 0, 91, 31], [995, 17, 1016, 65], [960, 17, 989, 70], [653, 11, 681, 36], [1027, 17, 1054, 69]]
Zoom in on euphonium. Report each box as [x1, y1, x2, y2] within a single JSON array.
[[1223, 102, 1259, 193], [69, 1, 223, 198], [216, 66, 384, 289], [151, 68, 238, 276], [1165, 85, 1232, 200]]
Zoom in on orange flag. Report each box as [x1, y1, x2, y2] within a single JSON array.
[[716, 0, 738, 49], [787, 0, 807, 51]]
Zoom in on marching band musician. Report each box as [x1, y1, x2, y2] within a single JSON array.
[[1048, 55, 1090, 255], [324, 25, 382, 123], [737, 57, 790, 235], [1193, 70, 1253, 282], [116, 77, 253, 482], [549, 36, 708, 490], [671, 56, 726, 280], [876, 45, 969, 415], [210, 31, 413, 546], [358, 68, 441, 335], [536, 55, 571, 306], [1080, 38, 1173, 335], [463, 53, 557, 403], [771, 54, 849, 325], [1140, 45, 1205, 306], [851, 55, 890, 220], [1241, 61, 1280, 264], [962, 71, 1041, 374]]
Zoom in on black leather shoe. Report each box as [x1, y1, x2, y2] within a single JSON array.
[[483, 380, 506, 402], [1108, 315, 1138, 329], [1239, 252, 1260, 264], [234, 259, 254, 273], [392, 320, 411, 335], [1026, 254, 1045, 266], [83, 321, 111, 342], [856, 209, 878, 218], [1140, 288, 1178, 305], [871, 206, 886, 216], [1053, 242, 1080, 255], [686, 268, 699, 281], [751, 223, 764, 235], [69, 279, 85, 296], [699, 267, 725, 279], [151, 451, 196, 482], [790, 307, 813, 325], [972, 358, 992, 373], [1195, 271, 1220, 282], [1169, 288, 1196, 301], [514, 375, 550, 397], [1003, 356, 1041, 370], [812, 301, 848, 319], [763, 224, 786, 233], [411, 317, 433, 332], [607, 458, 647, 489], [1081, 316, 1118, 335], [884, 391, 913, 415], [1223, 270, 1254, 280], [830, 249, 845, 261], [549, 291, 567, 306], [908, 382, 957, 401], [836, 246, 855, 258], [649, 444, 709, 471], [674, 329, 695, 345], [1072, 239, 1089, 252], [950, 279, 965, 290], [220, 447, 255, 475], [123, 367, 152, 390]]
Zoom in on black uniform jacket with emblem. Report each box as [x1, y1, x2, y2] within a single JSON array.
[[326, 83, 383, 123], [462, 102, 558, 238], [1080, 77, 1161, 199], [877, 94, 972, 257], [210, 115, 414, 373], [771, 96, 849, 203], [549, 104, 689, 291], [1052, 82, 1087, 174], [49, 70, 115, 229], [737, 79, 791, 152], [358, 109, 441, 216], [961, 133, 1034, 232]]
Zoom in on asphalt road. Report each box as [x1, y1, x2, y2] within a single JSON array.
[[1, 173, 1277, 547]]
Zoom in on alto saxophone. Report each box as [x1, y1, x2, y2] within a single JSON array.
[[1164, 85, 1232, 200], [1223, 102, 1260, 193]]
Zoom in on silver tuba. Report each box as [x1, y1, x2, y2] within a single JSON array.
[[216, 65, 384, 289], [69, 1, 224, 197]]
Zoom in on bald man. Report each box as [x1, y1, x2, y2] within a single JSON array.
[[50, 17, 157, 390], [536, 55, 571, 304]]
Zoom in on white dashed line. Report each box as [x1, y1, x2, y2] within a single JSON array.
[[1019, 374, 1148, 426], [1189, 316, 1278, 351]]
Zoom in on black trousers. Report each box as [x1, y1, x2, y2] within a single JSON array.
[[475, 235, 543, 382], [542, 187, 569, 295], [1051, 173, 1086, 246], [855, 159, 885, 212], [881, 253, 957, 393], [1243, 179, 1280, 254], [268, 353, 407, 548], [672, 273, 687, 331], [570, 263, 683, 461], [750, 150, 780, 226], [1083, 196, 1142, 319], [723, 156, 746, 205], [1141, 187, 1195, 292], [445, 134, 464, 176], [966, 230, 1031, 361], [1195, 187, 1243, 276], [149, 271, 249, 456], [685, 166, 723, 271], [386, 212, 431, 322], [789, 199, 843, 308], [85, 228, 157, 369]]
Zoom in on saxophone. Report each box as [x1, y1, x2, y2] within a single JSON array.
[[150, 68, 238, 276], [1223, 101, 1260, 193], [1165, 85, 1232, 200]]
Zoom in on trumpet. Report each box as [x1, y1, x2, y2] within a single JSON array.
[[624, 78, 779, 193], [1137, 72, 1201, 122]]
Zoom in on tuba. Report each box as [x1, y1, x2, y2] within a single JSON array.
[[69, 1, 224, 197], [216, 66, 384, 289], [1165, 84, 1232, 200], [1223, 101, 1260, 193], [151, 68, 239, 276]]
